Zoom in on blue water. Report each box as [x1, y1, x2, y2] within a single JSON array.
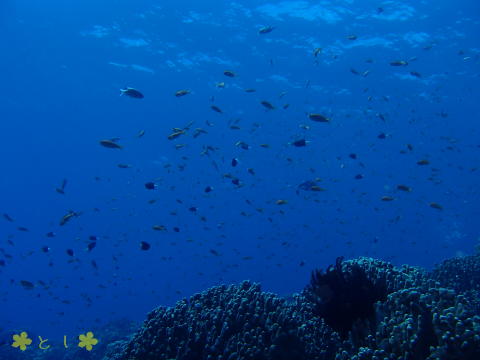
[[1, 0, 479, 343]]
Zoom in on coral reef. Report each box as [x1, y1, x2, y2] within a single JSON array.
[[115, 256, 480, 360], [120, 281, 339, 360], [431, 254, 480, 293], [431, 254, 480, 316]]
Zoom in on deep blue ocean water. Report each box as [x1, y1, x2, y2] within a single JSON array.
[[1, 0, 479, 346]]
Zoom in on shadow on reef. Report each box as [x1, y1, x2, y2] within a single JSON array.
[[2, 254, 480, 360]]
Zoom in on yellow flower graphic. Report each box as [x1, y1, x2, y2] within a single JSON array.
[[78, 331, 98, 351], [12, 332, 32, 351]]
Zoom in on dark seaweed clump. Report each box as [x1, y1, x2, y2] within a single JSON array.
[[303, 256, 388, 339]]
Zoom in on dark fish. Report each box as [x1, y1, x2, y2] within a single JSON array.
[[56, 178, 67, 194], [298, 180, 317, 191], [381, 196, 395, 201], [397, 185, 412, 192], [231, 158, 239, 167], [223, 70, 236, 77], [168, 130, 185, 140], [349, 153, 357, 159], [193, 128, 207, 138], [46, 231, 56, 238], [3, 213, 14, 222], [259, 26, 274, 34], [390, 60, 408, 66], [20, 280, 35, 290], [66, 249, 74, 257], [144, 182, 156, 190], [429, 202, 443, 210], [117, 163, 132, 168], [17, 227, 29, 232], [60, 211, 79, 226], [232, 178, 240, 186], [120, 87, 144, 98], [235, 141, 249, 150], [210, 249, 220, 256], [410, 71, 422, 78], [41, 246, 50, 253], [99, 139, 122, 149], [260, 101, 275, 110], [297, 179, 324, 193], [210, 105, 223, 113], [292, 139, 307, 147], [204, 186, 213, 193], [417, 159, 430, 165], [173, 227, 180, 232], [377, 133, 387, 139], [87, 242, 96, 252], [175, 89, 190, 97], [140, 241, 151, 250], [354, 174, 364, 180], [308, 113, 330, 122]]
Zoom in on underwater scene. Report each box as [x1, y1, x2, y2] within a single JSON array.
[[1, 0, 479, 359]]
